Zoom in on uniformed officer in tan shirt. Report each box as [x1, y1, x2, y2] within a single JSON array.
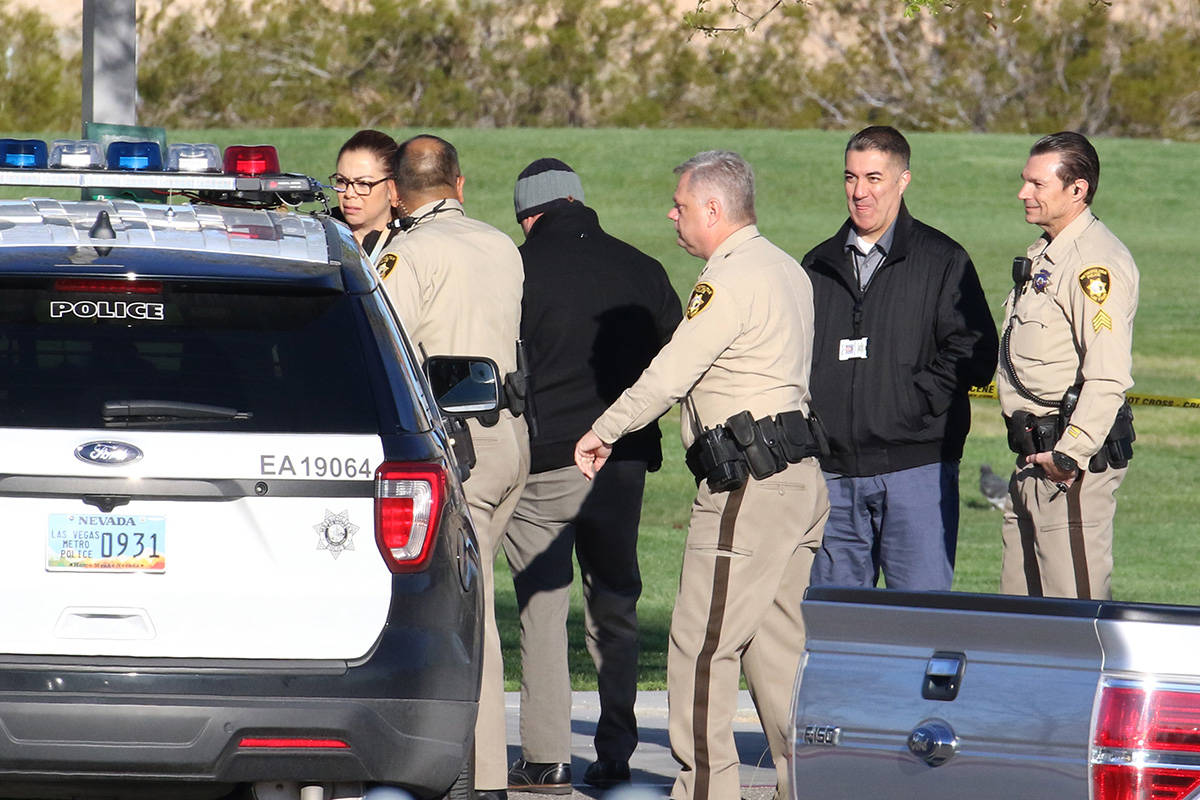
[[998, 131, 1139, 600], [377, 135, 529, 799], [575, 150, 829, 800]]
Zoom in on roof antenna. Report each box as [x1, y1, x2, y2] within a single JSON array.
[[89, 209, 116, 257]]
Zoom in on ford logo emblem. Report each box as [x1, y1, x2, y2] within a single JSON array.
[[75, 441, 143, 466]]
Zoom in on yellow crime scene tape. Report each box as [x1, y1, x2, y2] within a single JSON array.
[[968, 383, 1200, 409]]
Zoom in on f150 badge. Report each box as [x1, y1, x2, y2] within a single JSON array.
[[315, 509, 358, 560], [803, 725, 841, 746], [75, 441, 143, 466]]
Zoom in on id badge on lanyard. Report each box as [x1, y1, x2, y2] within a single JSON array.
[[839, 337, 868, 360]]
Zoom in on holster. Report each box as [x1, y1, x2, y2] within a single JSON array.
[[685, 426, 748, 493], [1088, 402, 1136, 473], [503, 370, 527, 417], [444, 415, 476, 482], [1006, 411, 1060, 457], [726, 410, 785, 480]]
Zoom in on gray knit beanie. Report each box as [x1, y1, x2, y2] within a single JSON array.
[[513, 158, 585, 222]]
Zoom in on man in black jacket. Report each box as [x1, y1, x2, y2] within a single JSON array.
[[803, 126, 997, 591], [504, 158, 682, 794]]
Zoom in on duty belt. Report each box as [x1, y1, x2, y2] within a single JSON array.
[[685, 409, 829, 493], [1004, 402, 1135, 473]]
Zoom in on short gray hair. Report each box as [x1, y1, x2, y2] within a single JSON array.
[[674, 150, 756, 225]]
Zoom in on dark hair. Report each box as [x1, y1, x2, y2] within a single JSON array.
[[1029, 131, 1100, 205], [336, 129, 397, 171], [845, 125, 911, 171], [393, 134, 461, 195]]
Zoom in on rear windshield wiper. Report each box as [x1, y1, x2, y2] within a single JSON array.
[[103, 400, 253, 427]]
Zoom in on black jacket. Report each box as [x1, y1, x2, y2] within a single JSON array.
[[520, 202, 682, 474], [802, 203, 998, 476]]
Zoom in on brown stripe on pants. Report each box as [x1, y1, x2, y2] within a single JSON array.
[[1000, 461, 1126, 600], [668, 459, 827, 800]]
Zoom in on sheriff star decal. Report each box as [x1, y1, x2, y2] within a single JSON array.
[[686, 282, 715, 319], [315, 509, 358, 559], [1079, 266, 1111, 304], [377, 252, 398, 280]]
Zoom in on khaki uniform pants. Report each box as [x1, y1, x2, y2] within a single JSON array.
[[465, 412, 530, 790], [1000, 461, 1126, 600], [504, 461, 646, 764], [668, 458, 828, 800]]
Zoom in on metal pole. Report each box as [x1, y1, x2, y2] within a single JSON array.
[[81, 0, 137, 132]]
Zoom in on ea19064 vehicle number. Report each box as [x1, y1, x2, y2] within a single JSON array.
[[259, 455, 373, 478]]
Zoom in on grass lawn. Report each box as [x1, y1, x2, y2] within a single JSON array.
[[7, 127, 1200, 689]]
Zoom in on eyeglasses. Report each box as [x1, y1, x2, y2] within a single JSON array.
[[328, 174, 390, 196]]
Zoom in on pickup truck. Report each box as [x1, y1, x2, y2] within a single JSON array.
[[789, 587, 1200, 800]]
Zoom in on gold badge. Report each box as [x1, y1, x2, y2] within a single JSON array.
[[1092, 309, 1113, 332], [1079, 266, 1110, 304], [377, 252, 398, 280], [686, 282, 715, 319], [1066, 424, 1082, 439]]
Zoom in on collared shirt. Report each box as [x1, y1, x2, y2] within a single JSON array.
[[592, 224, 815, 449], [844, 220, 897, 291], [376, 198, 523, 376]]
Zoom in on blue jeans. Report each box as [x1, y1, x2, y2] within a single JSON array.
[[809, 461, 959, 590]]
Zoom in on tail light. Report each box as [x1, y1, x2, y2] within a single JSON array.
[[1093, 679, 1200, 800], [375, 463, 444, 573]]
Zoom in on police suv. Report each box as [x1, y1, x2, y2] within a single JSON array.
[[0, 138, 487, 800]]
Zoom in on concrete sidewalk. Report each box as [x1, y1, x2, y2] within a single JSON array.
[[503, 690, 776, 799]]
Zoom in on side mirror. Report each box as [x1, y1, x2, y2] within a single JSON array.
[[425, 355, 502, 417]]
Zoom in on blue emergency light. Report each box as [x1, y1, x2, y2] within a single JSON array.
[[106, 141, 163, 171], [0, 139, 49, 169]]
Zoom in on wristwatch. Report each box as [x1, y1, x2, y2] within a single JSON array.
[[1051, 450, 1079, 475]]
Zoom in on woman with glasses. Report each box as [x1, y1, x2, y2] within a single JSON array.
[[330, 129, 403, 262]]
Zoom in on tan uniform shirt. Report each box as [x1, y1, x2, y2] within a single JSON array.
[[377, 199, 523, 375], [593, 225, 814, 449], [997, 208, 1139, 464]]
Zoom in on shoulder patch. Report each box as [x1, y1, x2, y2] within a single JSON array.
[[686, 282, 715, 320], [1079, 266, 1110, 304], [377, 252, 398, 280]]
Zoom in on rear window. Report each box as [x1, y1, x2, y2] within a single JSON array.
[[0, 278, 399, 433]]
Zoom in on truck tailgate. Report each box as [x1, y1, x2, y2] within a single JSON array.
[[791, 588, 1105, 799]]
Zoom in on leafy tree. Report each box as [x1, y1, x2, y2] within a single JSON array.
[[0, 0, 80, 131]]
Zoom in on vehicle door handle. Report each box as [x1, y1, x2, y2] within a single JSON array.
[[922, 651, 966, 701]]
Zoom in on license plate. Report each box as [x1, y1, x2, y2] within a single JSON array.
[[47, 514, 166, 572]]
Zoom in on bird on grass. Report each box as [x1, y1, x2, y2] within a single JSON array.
[[979, 464, 1009, 510]]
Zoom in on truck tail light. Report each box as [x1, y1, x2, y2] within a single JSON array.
[[375, 463, 444, 573], [1093, 680, 1200, 800]]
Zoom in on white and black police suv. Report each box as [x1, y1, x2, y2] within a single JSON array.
[[0, 138, 492, 800]]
